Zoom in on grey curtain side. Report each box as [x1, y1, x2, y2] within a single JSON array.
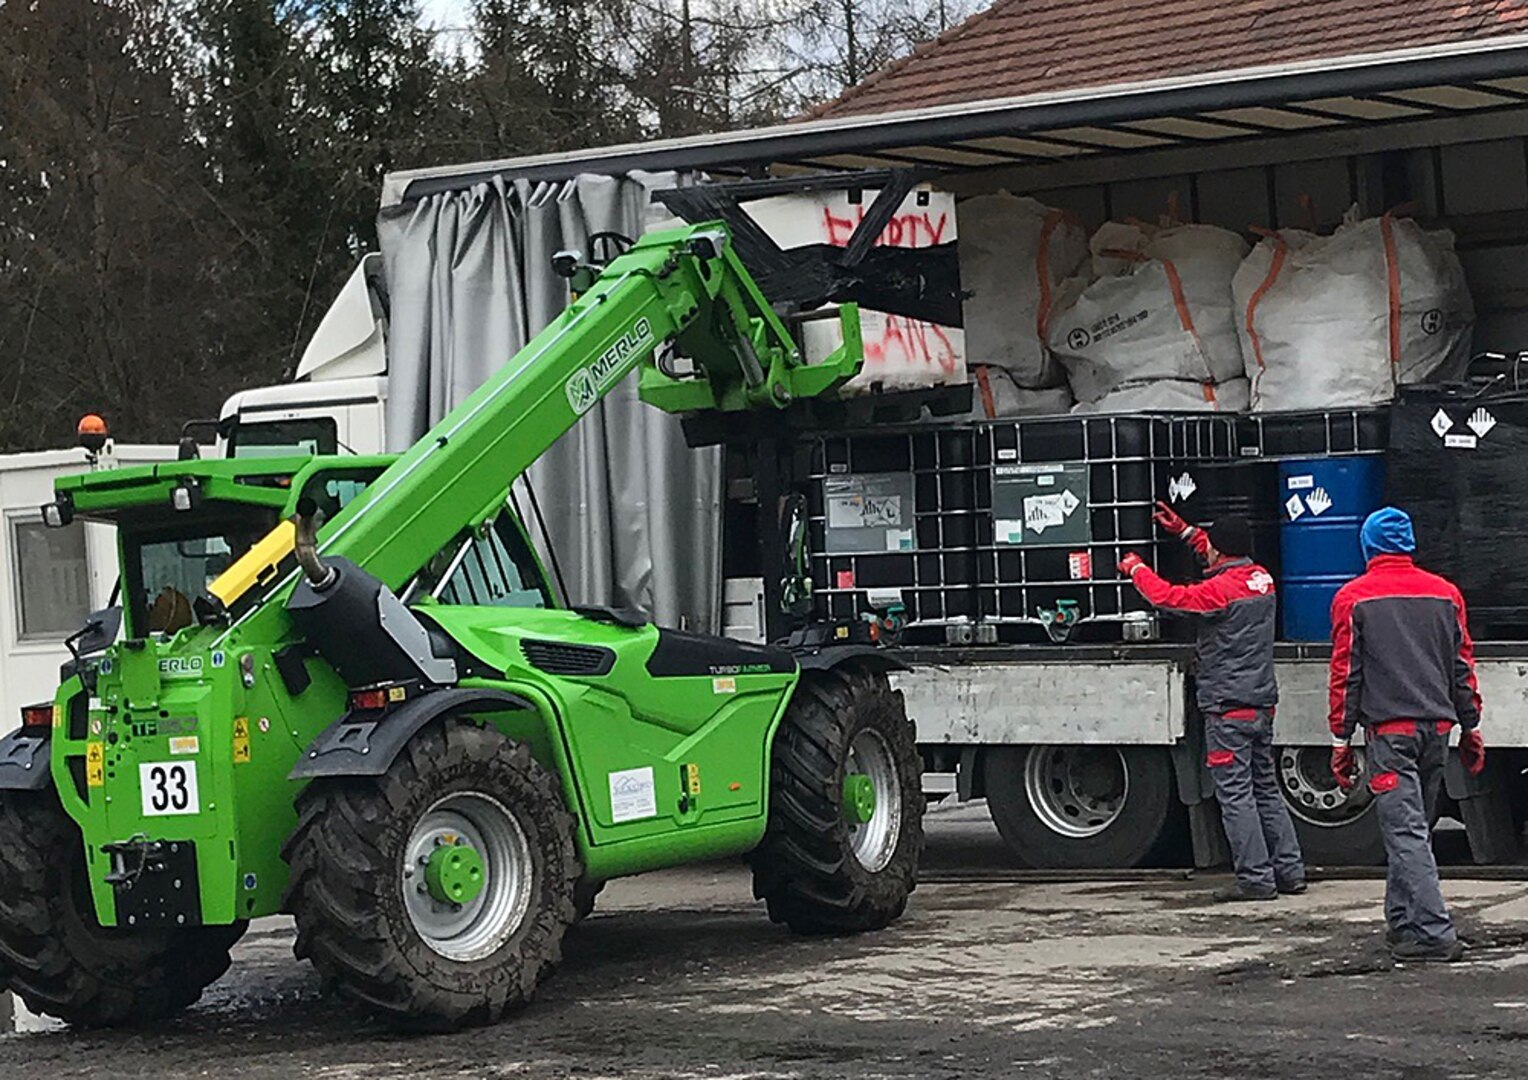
[[376, 171, 721, 633]]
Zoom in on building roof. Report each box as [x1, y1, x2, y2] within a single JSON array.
[[809, 0, 1528, 120]]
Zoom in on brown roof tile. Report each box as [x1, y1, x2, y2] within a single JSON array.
[[808, 0, 1528, 119]]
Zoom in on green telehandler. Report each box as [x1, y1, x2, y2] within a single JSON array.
[[0, 223, 923, 1030]]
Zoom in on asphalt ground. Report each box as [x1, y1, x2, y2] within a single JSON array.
[[3, 801, 1527, 1079]]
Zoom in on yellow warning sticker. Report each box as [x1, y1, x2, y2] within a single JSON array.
[[169, 736, 200, 756], [684, 763, 701, 796], [51, 704, 63, 729], [712, 677, 737, 695], [233, 717, 250, 739], [388, 685, 407, 703], [232, 717, 251, 764], [85, 742, 105, 787]]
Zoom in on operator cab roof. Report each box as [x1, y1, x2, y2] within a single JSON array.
[[55, 455, 397, 522]]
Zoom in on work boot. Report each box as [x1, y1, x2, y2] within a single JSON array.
[[1213, 884, 1278, 903], [1391, 939, 1465, 963], [1277, 880, 1308, 896]]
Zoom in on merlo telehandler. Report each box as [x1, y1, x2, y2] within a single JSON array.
[[0, 223, 923, 1030]]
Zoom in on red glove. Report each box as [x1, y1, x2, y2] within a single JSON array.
[[1153, 500, 1192, 537], [1119, 553, 1146, 577], [1460, 729, 1486, 776], [1331, 743, 1358, 790]]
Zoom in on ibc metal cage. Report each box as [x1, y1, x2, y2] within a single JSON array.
[[804, 413, 1243, 644]]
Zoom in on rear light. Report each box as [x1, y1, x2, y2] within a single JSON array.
[[20, 703, 54, 731], [349, 689, 388, 711]]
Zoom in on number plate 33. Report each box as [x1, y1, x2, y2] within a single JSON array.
[[139, 761, 200, 816]]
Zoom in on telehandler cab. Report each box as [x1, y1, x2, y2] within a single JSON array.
[[0, 223, 923, 1030]]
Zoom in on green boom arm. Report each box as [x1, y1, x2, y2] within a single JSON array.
[[219, 221, 859, 631]]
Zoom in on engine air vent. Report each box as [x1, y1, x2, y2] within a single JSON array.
[[521, 640, 615, 677]]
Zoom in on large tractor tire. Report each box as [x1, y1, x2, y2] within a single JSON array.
[[985, 745, 1185, 868], [0, 790, 245, 1028], [283, 717, 580, 1030], [750, 664, 923, 934]]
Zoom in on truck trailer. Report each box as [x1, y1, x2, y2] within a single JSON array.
[[203, 37, 1528, 872]]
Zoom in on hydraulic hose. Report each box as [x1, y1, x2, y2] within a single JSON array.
[[293, 497, 337, 591]]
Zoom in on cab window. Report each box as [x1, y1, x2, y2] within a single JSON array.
[[421, 513, 549, 609]]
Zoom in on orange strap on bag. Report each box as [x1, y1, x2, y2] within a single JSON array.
[[1243, 228, 1290, 402], [974, 365, 998, 419]]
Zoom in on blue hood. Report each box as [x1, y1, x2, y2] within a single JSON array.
[[1360, 507, 1416, 563]]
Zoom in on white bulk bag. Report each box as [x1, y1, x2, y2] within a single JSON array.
[[1070, 377, 1250, 415], [958, 193, 1088, 389], [1048, 221, 1249, 405], [1233, 210, 1474, 412]]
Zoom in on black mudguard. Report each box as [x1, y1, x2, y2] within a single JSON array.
[[0, 729, 50, 791], [790, 643, 908, 676], [289, 687, 533, 780]]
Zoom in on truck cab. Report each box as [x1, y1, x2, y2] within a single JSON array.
[[219, 254, 389, 458]]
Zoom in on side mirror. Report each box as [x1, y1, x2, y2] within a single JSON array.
[[68, 606, 122, 659]]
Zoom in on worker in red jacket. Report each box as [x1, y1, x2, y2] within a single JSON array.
[[1122, 503, 1305, 902], [1329, 506, 1485, 963]]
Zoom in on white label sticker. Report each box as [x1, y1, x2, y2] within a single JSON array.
[[168, 736, 199, 756], [1037, 474, 1055, 487], [1445, 433, 1478, 450], [995, 518, 1024, 544], [1306, 488, 1333, 516], [1287, 475, 1314, 491], [1431, 408, 1454, 438], [712, 677, 737, 695], [609, 766, 657, 824], [1285, 494, 1306, 521], [885, 528, 914, 552], [1168, 472, 1197, 503], [996, 448, 1018, 461], [827, 494, 902, 530], [139, 761, 199, 817], [1468, 408, 1497, 439]]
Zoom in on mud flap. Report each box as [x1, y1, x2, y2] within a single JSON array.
[[1446, 755, 1522, 865]]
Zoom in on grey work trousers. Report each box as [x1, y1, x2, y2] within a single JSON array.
[[1206, 711, 1306, 894], [1367, 724, 1457, 946]]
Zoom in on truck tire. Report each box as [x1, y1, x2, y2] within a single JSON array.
[[984, 745, 1184, 868], [1274, 745, 1386, 865], [283, 717, 580, 1030], [0, 789, 245, 1028], [750, 665, 923, 934]]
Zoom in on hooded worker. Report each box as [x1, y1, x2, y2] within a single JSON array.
[[1121, 504, 1306, 902], [1329, 506, 1485, 963]]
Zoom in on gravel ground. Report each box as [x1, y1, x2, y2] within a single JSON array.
[[4, 803, 1527, 1079]]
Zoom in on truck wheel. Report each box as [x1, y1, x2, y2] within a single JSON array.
[[283, 717, 580, 1030], [985, 745, 1184, 868], [0, 790, 245, 1028], [1275, 745, 1386, 865], [750, 665, 923, 934]]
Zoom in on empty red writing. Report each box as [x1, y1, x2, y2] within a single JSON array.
[[822, 206, 950, 248], [863, 314, 959, 374]]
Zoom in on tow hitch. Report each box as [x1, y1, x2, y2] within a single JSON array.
[[103, 838, 203, 928]]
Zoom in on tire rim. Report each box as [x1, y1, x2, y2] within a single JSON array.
[[402, 792, 534, 962], [1023, 746, 1128, 839], [1277, 745, 1372, 827], [846, 729, 902, 873]]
